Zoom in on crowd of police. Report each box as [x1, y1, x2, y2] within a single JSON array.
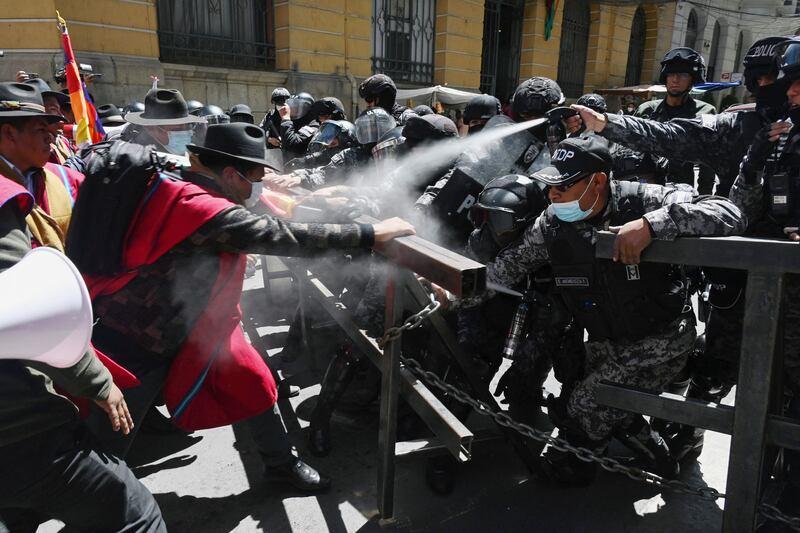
[[1, 30, 800, 533]]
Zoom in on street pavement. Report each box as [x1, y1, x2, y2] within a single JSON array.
[[42, 257, 732, 532]]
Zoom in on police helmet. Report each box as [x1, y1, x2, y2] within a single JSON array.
[[308, 119, 357, 153], [777, 37, 800, 83], [412, 104, 435, 116], [743, 36, 793, 93], [402, 114, 458, 150], [312, 97, 346, 121], [610, 145, 665, 185], [271, 87, 291, 105], [354, 107, 397, 145], [199, 104, 230, 125], [512, 77, 565, 119], [575, 93, 608, 114], [359, 74, 398, 110], [371, 126, 405, 161], [463, 94, 502, 122], [468, 174, 548, 246], [658, 47, 706, 85], [287, 92, 315, 120], [229, 104, 254, 124], [186, 100, 204, 116]]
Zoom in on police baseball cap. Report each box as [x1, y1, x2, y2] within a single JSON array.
[[531, 134, 612, 187]]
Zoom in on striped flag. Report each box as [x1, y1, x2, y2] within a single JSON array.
[[56, 11, 105, 145]]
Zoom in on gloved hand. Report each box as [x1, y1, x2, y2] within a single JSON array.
[[741, 121, 791, 184], [494, 360, 542, 406]]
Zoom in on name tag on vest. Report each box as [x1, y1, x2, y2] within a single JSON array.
[[555, 276, 590, 287]]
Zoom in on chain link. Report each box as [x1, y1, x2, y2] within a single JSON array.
[[758, 503, 800, 532], [378, 294, 800, 529], [377, 293, 441, 349]]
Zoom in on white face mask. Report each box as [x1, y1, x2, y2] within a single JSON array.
[[236, 171, 263, 208], [164, 129, 193, 155]]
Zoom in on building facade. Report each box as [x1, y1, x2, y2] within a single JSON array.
[[0, 1, 791, 119]]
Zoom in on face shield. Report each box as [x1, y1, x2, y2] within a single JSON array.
[[778, 42, 800, 80], [307, 121, 341, 153], [354, 110, 397, 145], [287, 97, 312, 120]]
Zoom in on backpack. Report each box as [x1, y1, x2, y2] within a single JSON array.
[[66, 141, 162, 275]]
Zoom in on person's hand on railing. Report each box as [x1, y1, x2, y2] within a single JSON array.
[[609, 217, 653, 264], [266, 173, 302, 190], [372, 217, 415, 243]]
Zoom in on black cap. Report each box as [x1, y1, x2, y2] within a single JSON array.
[[531, 135, 612, 186]]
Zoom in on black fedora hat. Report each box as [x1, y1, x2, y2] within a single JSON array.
[[96, 103, 126, 127], [23, 78, 70, 108], [186, 123, 279, 172], [126, 88, 205, 126], [0, 82, 66, 123], [229, 104, 254, 124]]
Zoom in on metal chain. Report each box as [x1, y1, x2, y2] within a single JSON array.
[[379, 294, 800, 529], [377, 293, 441, 349], [758, 503, 800, 532]]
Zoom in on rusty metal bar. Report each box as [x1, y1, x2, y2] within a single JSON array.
[[595, 232, 800, 273], [378, 265, 403, 520]]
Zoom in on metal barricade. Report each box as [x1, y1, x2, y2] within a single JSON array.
[[593, 232, 800, 532]]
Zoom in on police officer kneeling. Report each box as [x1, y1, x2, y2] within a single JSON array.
[[459, 135, 746, 485]]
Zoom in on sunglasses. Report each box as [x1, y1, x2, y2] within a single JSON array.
[[543, 174, 593, 193]]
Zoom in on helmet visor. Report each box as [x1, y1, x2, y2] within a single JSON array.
[[287, 97, 311, 120], [778, 42, 800, 79], [469, 204, 518, 235], [355, 111, 397, 144], [371, 137, 403, 161], [309, 121, 340, 149]]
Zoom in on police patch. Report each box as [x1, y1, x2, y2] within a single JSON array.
[[523, 144, 540, 164], [626, 264, 640, 281], [555, 276, 590, 287]]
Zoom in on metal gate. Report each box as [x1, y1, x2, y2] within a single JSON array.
[[479, 0, 524, 100], [625, 7, 646, 86], [372, 0, 436, 85], [557, 0, 591, 98]]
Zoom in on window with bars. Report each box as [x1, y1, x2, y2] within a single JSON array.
[[372, 0, 435, 85], [157, 0, 275, 71]]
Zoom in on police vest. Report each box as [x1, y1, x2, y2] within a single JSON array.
[[542, 181, 687, 342]]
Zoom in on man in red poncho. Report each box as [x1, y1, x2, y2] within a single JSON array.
[[77, 116, 414, 493]]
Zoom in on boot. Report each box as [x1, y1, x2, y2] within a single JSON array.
[[615, 415, 679, 479], [539, 430, 607, 487], [666, 380, 730, 462], [650, 375, 691, 440], [307, 344, 358, 457]]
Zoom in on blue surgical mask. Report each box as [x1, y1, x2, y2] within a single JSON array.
[[164, 130, 193, 155], [549, 175, 599, 222]]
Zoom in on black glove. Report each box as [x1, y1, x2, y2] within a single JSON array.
[[741, 123, 780, 185]]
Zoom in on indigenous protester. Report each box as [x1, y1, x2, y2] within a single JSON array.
[[123, 88, 206, 156], [0, 81, 165, 533], [68, 122, 414, 493]]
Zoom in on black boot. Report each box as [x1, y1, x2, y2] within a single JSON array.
[[667, 380, 730, 462], [308, 344, 358, 457], [539, 430, 607, 487], [615, 415, 679, 479]]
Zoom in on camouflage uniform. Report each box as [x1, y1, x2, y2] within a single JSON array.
[[467, 181, 746, 440], [290, 145, 372, 190]]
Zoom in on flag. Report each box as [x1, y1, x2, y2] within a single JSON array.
[[544, 0, 559, 41], [56, 11, 105, 145]]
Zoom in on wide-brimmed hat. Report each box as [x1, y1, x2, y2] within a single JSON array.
[[23, 78, 70, 108], [531, 134, 612, 187], [96, 104, 126, 127], [0, 82, 66, 123], [229, 104, 254, 124], [125, 88, 205, 126], [186, 122, 279, 172]]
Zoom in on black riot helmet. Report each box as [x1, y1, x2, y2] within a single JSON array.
[[468, 174, 548, 246], [743, 36, 793, 93], [308, 119, 357, 153], [777, 37, 800, 82], [610, 145, 666, 185], [659, 47, 706, 85], [354, 107, 397, 146], [463, 94, 502, 122], [287, 92, 315, 120], [576, 93, 608, 114], [511, 77, 565, 120], [402, 114, 458, 150], [271, 87, 291, 105], [186, 100, 204, 116], [359, 74, 398, 111], [311, 97, 346, 121], [123, 101, 145, 115], [199, 104, 230, 125], [412, 104, 435, 116]]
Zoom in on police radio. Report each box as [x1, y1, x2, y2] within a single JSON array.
[[768, 172, 792, 217], [546, 107, 579, 155]]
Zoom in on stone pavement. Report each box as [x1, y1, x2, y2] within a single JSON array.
[[41, 257, 731, 532]]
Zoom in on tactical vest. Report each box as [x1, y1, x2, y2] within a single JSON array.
[[542, 181, 688, 342]]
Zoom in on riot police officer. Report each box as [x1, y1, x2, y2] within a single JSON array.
[[284, 120, 357, 172], [260, 87, 290, 149], [359, 73, 416, 125], [279, 92, 319, 161], [462, 94, 502, 135]]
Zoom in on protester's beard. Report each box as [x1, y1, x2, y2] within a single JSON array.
[[756, 83, 789, 120]]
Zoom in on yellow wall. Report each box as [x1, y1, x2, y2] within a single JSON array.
[[519, 0, 564, 82], [0, 0, 158, 58], [434, 0, 484, 89]]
